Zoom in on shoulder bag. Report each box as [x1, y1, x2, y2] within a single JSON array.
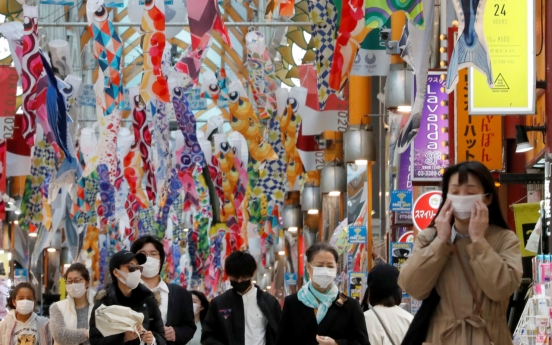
[[372, 307, 398, 345]]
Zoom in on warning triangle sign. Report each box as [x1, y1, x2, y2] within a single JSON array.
[[493, 73, 509, 90]]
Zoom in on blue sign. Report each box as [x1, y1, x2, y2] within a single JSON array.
[[14, 269, 27, 279], [348, 225, 367, 244], [390, 190, 413, 212], [284, 273, 297, 286]]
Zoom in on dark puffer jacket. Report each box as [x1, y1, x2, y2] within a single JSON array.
[[89, 284, 166, 345]]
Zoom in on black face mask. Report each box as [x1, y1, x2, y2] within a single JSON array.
[[231, 280, 251, 293]]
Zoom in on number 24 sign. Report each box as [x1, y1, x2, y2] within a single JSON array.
[[412, 191, 442, 231]]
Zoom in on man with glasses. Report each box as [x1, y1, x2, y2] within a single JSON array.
[[89, 250, 166, 345], [131, 236, 196, 345]]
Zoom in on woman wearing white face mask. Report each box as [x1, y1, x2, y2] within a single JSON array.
[[399, 161, 523, 345], [276, 243, 369, 345], [187, 291, 209, 345], [130, 236, 196, 345], [89, 250, 166, 345], [50, 263, 96, 345], [0, 282, 52, 345]]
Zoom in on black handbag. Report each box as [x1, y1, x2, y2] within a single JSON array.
[[401, 288, 440, 345]]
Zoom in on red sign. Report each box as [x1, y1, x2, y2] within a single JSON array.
[[398, 231, 414, 243], [412, 191, 442, 231]]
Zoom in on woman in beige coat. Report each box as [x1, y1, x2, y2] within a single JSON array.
[[399, 161, 522, 345]]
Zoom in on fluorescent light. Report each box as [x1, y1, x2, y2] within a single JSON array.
[[47, 247, 57, 253], [287, 227, 298, 232], [14, 209, 21, 215], [266, 286, 271, 289], [354, 160, 368, 165], [0, 250, 4, 254], [397, 105, 412, 112], [183, 228, 189, 232], [278, 251, 285, 255], [13, 220, 18, 225], [516, 142, 533, 153], [252, 280, 257, 284], [63, 264, 70, 268], [29, 232, 37, 238], [7, 199, 13, 206], [307, 209, 319, 215], [328, 191, 341, 196]]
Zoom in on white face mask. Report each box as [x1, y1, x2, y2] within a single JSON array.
[[193, 303, 201, 315], [116, 269, 142, 289], [16, 300, 34, 315], [141, 257, 160, 278], [309, 264, 337, 289], [447, 194, 485, 220], [66, 283, 87, 299]]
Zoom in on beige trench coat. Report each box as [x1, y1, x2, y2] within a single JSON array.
[[398, 225, 522, 345]]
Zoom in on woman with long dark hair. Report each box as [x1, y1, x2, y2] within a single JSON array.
[[399, 161, 522, 345], [188, 291, 209, 345]]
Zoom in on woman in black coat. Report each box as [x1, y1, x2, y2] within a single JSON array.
[[276, 243, 369, 345], [89, 250, 166, 345]]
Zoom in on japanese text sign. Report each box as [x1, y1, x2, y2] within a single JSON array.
[[456, 70, 503, 170], [412, 72, 450, 181], [412, 191, 442, 231]]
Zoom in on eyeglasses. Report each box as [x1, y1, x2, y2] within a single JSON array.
[[66, 278, 84, 285], [122, 264, 144, 273]]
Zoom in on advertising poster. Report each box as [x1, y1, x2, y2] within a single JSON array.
[[513, 202, 540, 257], [348, 272, 368, 301], [469, 0, 535, 114], [348, 225, 367, 244], [396, 149, 413, 224], [284, 273, 297, 286], [390, 190, 413, 212], [412, 72, 450, 182], [390, 242, 413, 271]]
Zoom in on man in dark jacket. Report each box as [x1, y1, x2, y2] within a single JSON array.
[[202, 251, 282, 345], [89, 250, 166, 345], [131, 235, 196, 345]]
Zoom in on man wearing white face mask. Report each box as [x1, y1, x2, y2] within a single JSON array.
[[50, 263, 96, 345], [89, 250, 166, 345], [276, 243, 369, 345], [130, 236, 196, 345]]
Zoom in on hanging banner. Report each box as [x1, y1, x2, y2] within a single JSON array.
[[412, 191, 442, 231], [348, 272, 367, 301], [7, 115, 31, 177], [513, 202, 540, 257], [455, 70, 503, 171], [469, 0, 535, 115], [396, 149, 413, 224], [351, 18, 391, 77], [412, 72, 449, 182], [390, 242, 413, 271]]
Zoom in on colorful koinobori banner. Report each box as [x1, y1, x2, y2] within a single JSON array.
[[468, 0, 535, 114], [80, 84, 207, 111], [411, 72, 450, 182], [455, 70, 503, 171], [351, 18, 391, 77]]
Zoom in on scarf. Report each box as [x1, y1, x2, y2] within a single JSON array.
[[297, 281, 339, 324]]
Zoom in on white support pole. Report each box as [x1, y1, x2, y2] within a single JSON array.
[[38, 21, 312, 27]]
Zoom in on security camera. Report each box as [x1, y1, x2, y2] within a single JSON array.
[[380, 29, 391, 42]]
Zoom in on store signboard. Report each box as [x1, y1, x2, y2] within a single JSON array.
[[456, 70, 503, 171], [412, 72, 449, 182], [469, 0, 535, 114], [398, 231, 414, 243], [396, 150, 413, 223], [412, 191, 442, 231], [284, 273, 297, 286], [390, 242, 413, 271]]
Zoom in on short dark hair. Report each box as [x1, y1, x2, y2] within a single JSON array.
[[305, 243, 339, 263], [191, 290, 210, 322], [64, 263, 90, 282], [7, 282, 36, 309], [131, 235, 165, 274], [224, 251, 257, 278], [429, 161, 508, 229], [368, 289, 402, 307]]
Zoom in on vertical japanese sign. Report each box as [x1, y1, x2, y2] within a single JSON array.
[[351, 18, 391, 77], [0, 66, 18, 220], [412, 72, 450, 181], [396, 149, 413, 224], [455, 70, 503, 170], [469, 0, 535, 114]]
